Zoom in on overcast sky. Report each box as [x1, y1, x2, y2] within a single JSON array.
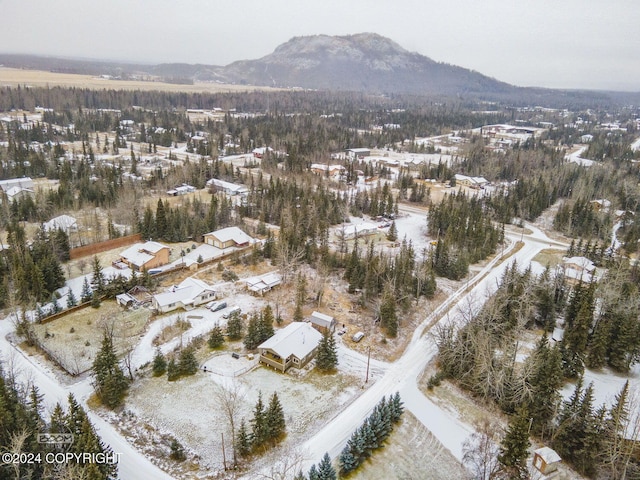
[[1, 0, 638, 91]]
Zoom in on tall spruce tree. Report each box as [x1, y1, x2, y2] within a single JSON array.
[[497, 408, 531, 479], [92, 331, 129, 408], [316, 332, 338, 372], [265, 391, 286, 443], [316, 452, 337, 480]]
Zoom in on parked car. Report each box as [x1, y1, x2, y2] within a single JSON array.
[[208, 301, 227, 312], [352, 331, 365, 343], [223, 306, 241, 319]]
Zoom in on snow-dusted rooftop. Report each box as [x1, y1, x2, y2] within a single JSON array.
[[258, 322, 323, 360], [153, 277, 215, 308], [206, 226, 253, 245], [120, 241, 168, 268]]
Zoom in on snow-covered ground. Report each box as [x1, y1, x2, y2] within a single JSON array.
[[565, 145, 595, 166], [631, 136, 640, 152]]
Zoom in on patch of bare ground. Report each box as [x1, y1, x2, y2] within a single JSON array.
[[352, 411, 470, 480], [0, 67, 285, 93], [533, 248, 565, 268]]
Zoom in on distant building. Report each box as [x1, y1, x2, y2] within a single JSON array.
[[562, 256, 598, 284], [258, 322, 323, 372], [340, 222, 378, 239], [252, 147, 273, 158], [152, 277, 216, 313], [454, 174, 489, 189], [346, 148, 371, 159], [206, 178, 249, 196], [310, 163, 345, 177], [119, 241, 170, 272], [166, 184, 196, 196], [0, 177, 34, 202], [43, 214, 78, 235], [204, 227, 253, 249]]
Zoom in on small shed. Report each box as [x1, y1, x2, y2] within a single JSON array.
[[533, 446, 561, 475], [309, 311, 336, 334]]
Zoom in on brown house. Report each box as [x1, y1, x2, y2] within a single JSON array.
[[258, 322, 323, 373], [119, 241, 170, 271]]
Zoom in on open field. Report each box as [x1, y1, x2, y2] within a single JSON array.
[[124, 362, 362, 478], [0, 67, 283, 93], [32, 300, 151, 374], [354, 411, 469, 480]]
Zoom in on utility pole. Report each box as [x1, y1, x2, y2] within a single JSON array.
[[365, 346, 371, 383]]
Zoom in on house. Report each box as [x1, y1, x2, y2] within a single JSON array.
[[252, 147, 273, 158], [246, 272, 282, 295], [258, 322, 323, 372], [0, 177, 35, 202], [562, 256, 597, 283], [152, 277, 216, 313], [166, 184, 196, 196], [310, 163, 346, 177], [454, 174, 489, 189], [203, 227, 253, 249], [206, 178, 249, 196], [533, 447, 561, 475], [308, 311, 336, 334], [43, 214, 78, 235], [346, 148, 371, 159], [119, 241, 170, 271], [340, 222, 378, 240], [590, 199, 611, 212]]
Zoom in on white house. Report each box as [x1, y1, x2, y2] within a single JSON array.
[[43, 214, 78, 234], [0, 177, 35, 202], [152, 277, 216, 313], [258, 322, 323, 372], [206, 178, 249, 196], [340, 222, 378, 240]]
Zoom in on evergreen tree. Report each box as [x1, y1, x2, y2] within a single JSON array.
[[152, 349, 167, 377], [308, 464, 319, 480], [524, 336, 563, 436], [208, 324, 225, 349], [80, 277, 92, 303], [91, 256, 105, 295], [386, 220, 398, 242], [91, 291, 101, 309], [169, 438, 186, 462], [92, 332, 129, 408], [178, 347, 198, 376], [316, 332, 338, 372], [251, 392, 268, 449], [379, 290, 398, 337], [167, 358, 180, 381], [497, 408, 531, 479], [244, 313, 261, 350], [316, 452, 337, 480], [155, 198, 167, 240], [265, 391, 286, 443], [66, 288, 78, 308], [226, 312, 244, 340], [236, 418, 251, 457], [390, 391, 404, 423]]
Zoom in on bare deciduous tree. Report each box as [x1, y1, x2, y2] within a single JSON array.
[[213, 379, 246, 467], [462, 420, 502, 480]]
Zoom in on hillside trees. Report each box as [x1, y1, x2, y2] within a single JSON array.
[[92, 330, 129, 408]]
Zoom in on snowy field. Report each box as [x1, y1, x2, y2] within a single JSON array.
[[124, 364, 362, 477]]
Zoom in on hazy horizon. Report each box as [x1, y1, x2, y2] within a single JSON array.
[[1, 0, 639, 92]]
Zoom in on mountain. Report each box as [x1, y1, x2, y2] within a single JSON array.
[[215, 33, 515, 95]]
